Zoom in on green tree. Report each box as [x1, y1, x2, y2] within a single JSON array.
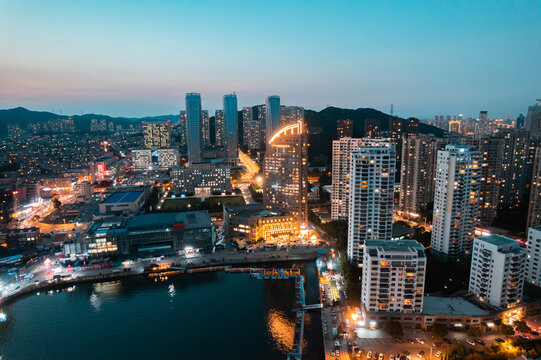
[[52, 198, 61, 209], [514, 320, 531, 334], [432, 323, 449, 338], [383, 320, 404, 337], [499, 324, 515, 335]]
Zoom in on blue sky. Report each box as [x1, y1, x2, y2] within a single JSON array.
[[0, 0, 539, 118]]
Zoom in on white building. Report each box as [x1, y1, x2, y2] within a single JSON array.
[[347, 139, 396, 264], [171, 164, 231, 195], [362, 240, 426, 314], [132, 149, 152, 170], [431, 145, 480, 261], [73, 181, 94, 198], [469, 235, 526, 308], [157, 148, 180, 170], [132, 148, 179, 170], [331, 137, 364, 220], [526, 226, 541, 287]]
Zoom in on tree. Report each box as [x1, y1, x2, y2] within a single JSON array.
[[467, 326, 484, 337], [52, 198, 61, 209], [499, 324, 515, 335], [514, 320, 531, 334], [383, 320, 404, 337], [432, 323, 449, 338]]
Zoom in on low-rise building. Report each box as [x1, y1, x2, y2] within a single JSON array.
[[171, 163, 231, 195], [0, 227, 41, 246], [97, 191, 146, 218], [74, 211, 214, 257], [469, 235, 526, 308], [223, 204, 299, 243]]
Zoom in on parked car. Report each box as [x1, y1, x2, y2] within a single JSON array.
[[417, 350, 425, 357], [474, 338, 485, 346], [435, 351, 442, 358], [443, 338, 453, 344], [466, 338, 476, 346], [495, 337, 505, 343], [367, 351, 372, 359], [416, 338, 424, 344]]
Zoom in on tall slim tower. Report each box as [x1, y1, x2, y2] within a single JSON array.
[[263, 120, 308, 225], [347, 139, 396, 264], [186, 93, 202, 164], [331, 137, 364, 220], [265, 95, 281, 142], [214, 110, 224, 147], [223, 94, 238, 162], [430, 145, 480, 261]]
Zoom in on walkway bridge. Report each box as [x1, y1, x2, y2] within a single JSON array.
[[250, 268, 321, 360]]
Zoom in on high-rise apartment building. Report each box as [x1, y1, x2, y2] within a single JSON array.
[[364, 119, 381, 138], [244, 120, 261, 152], [223, 94, 238, 162], [526, 226, 541, 287], [179, 111, 187, 149], [527, 147, 541, 230], [469, 235, 526, 308], [265, 96, 281, 142], [525, 99, 541, 139], [263, 120, 308, 225], [331, 137, 364, 220], [280, 106, 304, 127], [347, 139, 396, 264], [362, 240, 426, 314], [142, 121, 171, 149], [399, 135, 438, 217], [462, 136, 504, 226], [186, 93, 203, 164], [406, 117, 419, 137], [215, 110, 224, 147], [431, 145, 480, 261], [337, 118, 353, 139], [201, 110, 210, 148], [496, 129, 530, 207]]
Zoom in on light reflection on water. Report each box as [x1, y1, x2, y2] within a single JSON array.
[[266, 308, 294, 353]]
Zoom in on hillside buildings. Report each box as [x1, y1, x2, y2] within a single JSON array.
[[337, 118, 353, 139], [469, 235, 526, 308]]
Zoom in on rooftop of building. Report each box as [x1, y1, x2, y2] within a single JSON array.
[[365, 239, 425, 254], [422, 296, 489, 317], [102, 191, 144, 204], [475, 234, 522, 248], [224, 203, 264, 213]]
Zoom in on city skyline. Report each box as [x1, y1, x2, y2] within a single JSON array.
[[1, 1, 540, 118]]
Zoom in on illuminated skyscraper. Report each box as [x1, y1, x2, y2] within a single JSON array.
[[186, 93, 202, 164], [265, 95, 281, 142], [142, 121, 171, 149], [215, 110, 224, 147], [223, 94, 238, 162], [201, 110, 210, 148], [431, 145, 480, 261], [347, 139, 396, 264], [263, 120, 308, 225], [280, 105, 304, 127]]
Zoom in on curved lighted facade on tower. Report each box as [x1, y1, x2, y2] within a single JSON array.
[[263, 120, 308, 225]]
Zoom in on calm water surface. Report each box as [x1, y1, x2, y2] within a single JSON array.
[[0, 262, 323, 360]]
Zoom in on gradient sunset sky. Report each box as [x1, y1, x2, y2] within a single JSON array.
[[1, 0, 540, 118]]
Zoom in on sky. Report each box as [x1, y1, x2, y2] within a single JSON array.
[[0, 0, 540, 119]]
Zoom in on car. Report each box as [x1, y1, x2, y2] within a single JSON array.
[[394, 337, 402, 343], [435, 351, 442, 358], [378, 354, 384, 360], [466, 338, 476, 346], [519, 334, 530, 340], [474, 339, 485, 346], [390, 355, 395, 360], [532, 331, 539, 336], [336, 349, 340, 356], [416, 338, 424, 344], [407, 338, 416, 344], [331, 350, 336, 356], [417, 351, 425, 357], [402, 350, 411, 355], [443, 338, 453, 344], [495, 337, 505, 343], [367, 351, 373, 359]]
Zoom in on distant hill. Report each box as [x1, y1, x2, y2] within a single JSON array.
[[0, 107, 179, 133], [304, 106, 445, 162]]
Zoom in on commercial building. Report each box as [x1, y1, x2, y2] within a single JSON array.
[[431, 145, 480, 261], [525, 99, 541, 139], [142, 121, 171, 149], [186, 92, 203, 164], [98, 191, 146, 218], [347, 139, 396, 264], [78, 211, 214, 257], [265, 95, 281, 142], [223, 204, 299, 243], [223, 94, 238, 162], [170, 163, 231, 195], [280, 105, 304, 127], [263, 120, 308, 225], [361, 240, 426, 315], [526, 226, 541, 287], [132, 149, 152, 170], [337, 118, 353, 139], [73, 181, 94, 198], [399, 135, 438, 217], [331, 137, 364, 220], [91, 156, 120, 183], [469, 235, 526, 308]]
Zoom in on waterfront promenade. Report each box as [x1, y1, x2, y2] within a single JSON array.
[[0, 247, 318, 305]]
